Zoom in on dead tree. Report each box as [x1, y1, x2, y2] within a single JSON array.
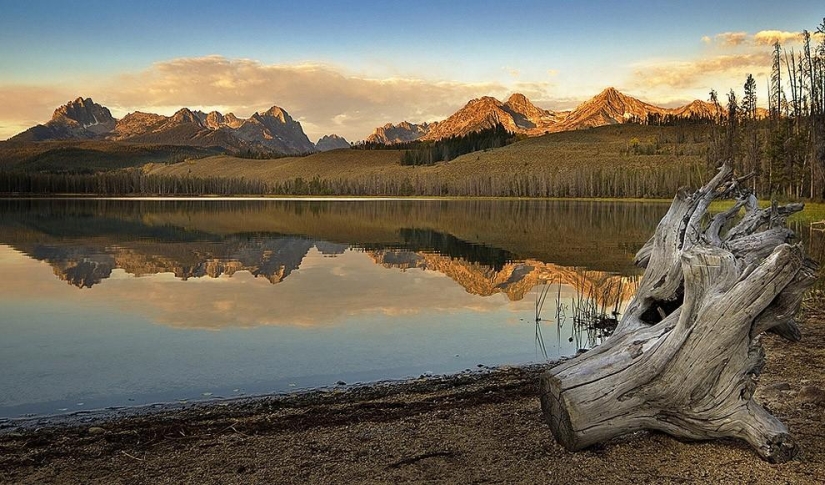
[[540, 163, 818, 463]]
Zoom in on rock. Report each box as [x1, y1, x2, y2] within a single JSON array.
[[797, 386, 825, 405], [88, 426, 106, 435]]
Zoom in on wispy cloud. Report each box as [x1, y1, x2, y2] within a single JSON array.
[[628, 28, 807, 103], [703, 30, 807, 48], [631, 53, 771, 91], [714, 32, 749, 47], [103, 56, 518, 141], [753, 30, 803, 46]]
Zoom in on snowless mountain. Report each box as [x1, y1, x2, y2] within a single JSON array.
[[10, 97, 116, 141], [554, 87, 667, 130], [420, 93, 565, 141], [367, 88, 729, 143], [12, 89, 739, 151], [366, 121, 432, 144]]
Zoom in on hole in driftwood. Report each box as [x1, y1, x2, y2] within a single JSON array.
[[640, 286, 684, 324]]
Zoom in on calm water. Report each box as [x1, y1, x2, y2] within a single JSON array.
[[0, 197, 779, 419]]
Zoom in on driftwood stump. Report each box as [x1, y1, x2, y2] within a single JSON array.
[[539, 163, 818, 463]]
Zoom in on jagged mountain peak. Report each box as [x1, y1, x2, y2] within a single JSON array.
[[420, 92, 562, 141], [52, 97, 115, 126], [504, 93, 552, 121], [169, 108, 202, 125], [507, 92, 528, 102], [315, 134, 350, 151], [505, 92, 535, 107], [590, 87, 639, 105], [467, 96, 504, 108], [260, 106, 289, 123], [366, 121, 432, 144], [11, 98, 315, 155], [7, 96, 117, 141], [557, 88, 665, 130]]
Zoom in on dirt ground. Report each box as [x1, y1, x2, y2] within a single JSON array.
[[1, 304, 824, 484]]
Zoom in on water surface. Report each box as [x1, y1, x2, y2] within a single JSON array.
[[0, 198, 683, 418]]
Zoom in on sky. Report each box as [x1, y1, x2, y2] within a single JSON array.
[[1, 1, 823, 142]]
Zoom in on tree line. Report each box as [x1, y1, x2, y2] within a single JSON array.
[[398, 124, 518, 165], [352, 123, 518, 166], [0, 161, 701, 198]]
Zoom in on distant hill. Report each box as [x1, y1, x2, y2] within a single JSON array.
[[0, 140, 224, 173], [669, 99, 723, 120], [10, 98, 316, 155]]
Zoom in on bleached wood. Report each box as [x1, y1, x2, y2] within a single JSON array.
[[540, 163, 817, 463]]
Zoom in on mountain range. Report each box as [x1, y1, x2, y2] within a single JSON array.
[[10, 98, 326, 155], [9, 88, 730, 155], [364, 88, 728, 144]]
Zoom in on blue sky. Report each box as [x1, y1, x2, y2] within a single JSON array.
[[1, 1, 823, 140]]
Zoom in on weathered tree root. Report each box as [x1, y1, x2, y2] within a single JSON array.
[[539, 163, 818, 463]]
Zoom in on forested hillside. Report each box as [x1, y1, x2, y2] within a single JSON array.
[[1, 124, 708, 197]]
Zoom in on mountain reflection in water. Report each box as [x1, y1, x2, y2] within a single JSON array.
[[0, 197, 697, 417], [0, 198, 655, 313], [2, 198, 822, 418]]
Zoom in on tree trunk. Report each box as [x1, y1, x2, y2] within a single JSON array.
[[539, 163, 818, 463]]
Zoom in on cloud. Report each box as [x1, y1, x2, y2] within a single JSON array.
[[753, 30, 803, 46], [702, 30, 808, 48], [102, 56, 516, 141], [631, 53, 771, 91], [2, 56, 544, 142], [715, 32, 748, 47]]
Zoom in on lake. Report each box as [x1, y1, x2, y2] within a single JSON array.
[[0, 198, 815, 420]]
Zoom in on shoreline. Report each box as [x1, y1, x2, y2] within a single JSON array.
[[0, 194, 674, 202], [1, 311, 823, 484], [0, 363, 557, 434]]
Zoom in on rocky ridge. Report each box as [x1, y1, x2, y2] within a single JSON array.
[[11, 97, 116, 141], [420, 93, 564, 141], [12, 88, 749, 152], [554, 87, 667, 130], [11, 99, 316, 155], [370, 88, 734, 144]]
